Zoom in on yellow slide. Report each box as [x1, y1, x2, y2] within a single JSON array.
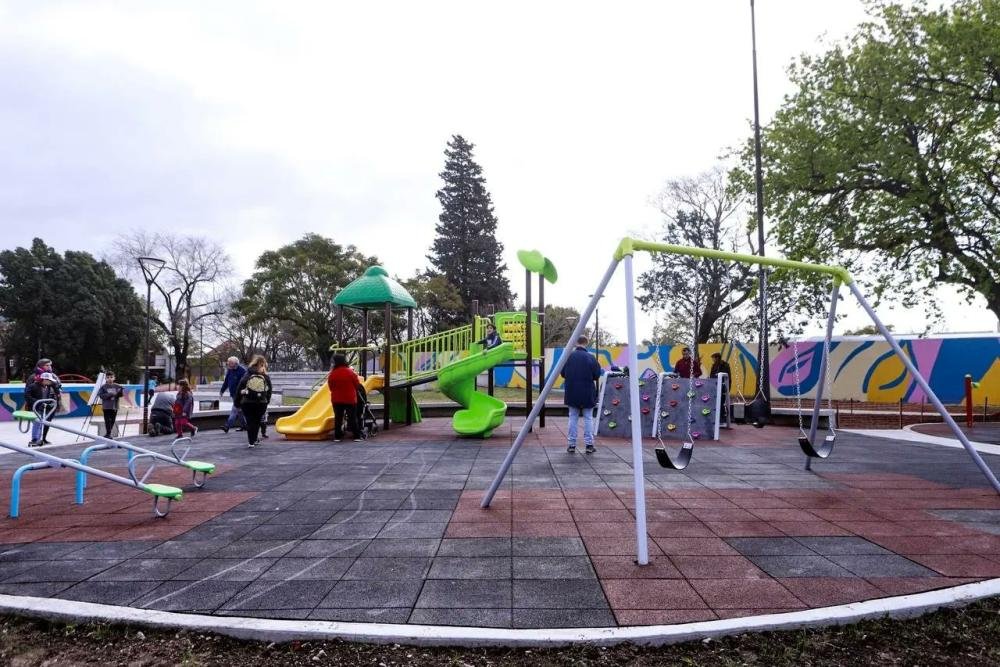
[[276, 376, 384, 441]]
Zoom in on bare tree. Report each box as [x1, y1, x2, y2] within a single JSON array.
[[638, 167, 759, 345], [109, 232, 230, 380]]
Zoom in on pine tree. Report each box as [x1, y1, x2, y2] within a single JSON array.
[[428, 135, 513, 317]]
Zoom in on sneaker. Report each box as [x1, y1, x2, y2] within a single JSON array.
[[353, 438, 361, 442], [28, 440, 39, 447], [221, 425, 229, 434], [261, 433, 269, 439], [235, 427, 244, 432], [334, 438, 342, 442], [247, 441, 256, 448], [42, 440, 52, 445], [585, 444, 596, 454], [192, 425, 199, 436], [567, 444, 576, 453]]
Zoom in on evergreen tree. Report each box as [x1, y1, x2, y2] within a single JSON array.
[[428, 135, 513, 318]]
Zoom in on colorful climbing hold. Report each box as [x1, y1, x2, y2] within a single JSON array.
[[611, 398, 620, 406], [669, 400, 678, 407], [614, 383, 623, 390], [701, 394, 710, 402], [701, 408, 711, 415], [694, 380, 704, 388], [691, 431, 702, 439], [660, 410, 668, 418], [608, 421, 617, 429], [641, 407, 650, 414], [671, 383, 680, 391], [603, 409, 612, 416], [641, 394, 650, 402], [686, 391, 696, 398], [666, 423, 677, 431]]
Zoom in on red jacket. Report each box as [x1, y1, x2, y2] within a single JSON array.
[[328, 365, 362, 405]]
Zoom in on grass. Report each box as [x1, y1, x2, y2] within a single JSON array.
[[2, 596, 999, 665], [283, 386, 558, 407]]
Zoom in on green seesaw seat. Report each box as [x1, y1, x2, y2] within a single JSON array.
[[437, 343, 516, 438]]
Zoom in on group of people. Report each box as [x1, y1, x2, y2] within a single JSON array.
[[219, 355, 273, 448], [673, 347, 732, 380]]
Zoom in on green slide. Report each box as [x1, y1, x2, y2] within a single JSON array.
[[437, 342, 515, 438]]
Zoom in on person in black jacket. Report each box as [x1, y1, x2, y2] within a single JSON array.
[[25, 372, 59, 446], [478, 322, 502, 351], [236, 355, 273, 448], [561, 335, 602, 453]]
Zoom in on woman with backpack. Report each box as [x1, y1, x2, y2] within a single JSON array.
[[235, 355, 272, 448]]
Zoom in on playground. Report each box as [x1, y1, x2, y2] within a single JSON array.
[[0, 240, 996, 647]]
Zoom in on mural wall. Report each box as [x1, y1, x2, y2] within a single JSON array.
[[0, 384, 144, 421], [496, 336, 1000, 404]]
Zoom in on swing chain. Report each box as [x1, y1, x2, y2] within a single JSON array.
[[791, 337, 806, 436]]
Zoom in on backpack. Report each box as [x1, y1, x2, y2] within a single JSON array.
[[242, 373, 269, 404]]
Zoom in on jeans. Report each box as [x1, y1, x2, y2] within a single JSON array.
[[225, 403, 246, 429], [30, 420, 44, 442], [567, 406, 594, 446]]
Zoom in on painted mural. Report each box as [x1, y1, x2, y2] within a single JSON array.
[[0, 384, 144, 421], [495, 336, 1000, 404]]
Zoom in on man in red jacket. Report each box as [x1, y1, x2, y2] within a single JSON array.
[[327, 353, 364, 442], [674, 347, 702, 379]]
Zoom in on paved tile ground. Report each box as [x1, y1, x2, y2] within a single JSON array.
[[0, 418, 998, 627]]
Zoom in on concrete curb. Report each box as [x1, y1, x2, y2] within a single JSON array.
[[1, 579, 998, 647]]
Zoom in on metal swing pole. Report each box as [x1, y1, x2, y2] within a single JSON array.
[[805, 279, 841, 470], [849, 282, 1000, 494], [623, 254, 650, 564], [481, 258, 620, 508]]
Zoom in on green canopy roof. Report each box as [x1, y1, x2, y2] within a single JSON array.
[[333, 266, 417, 309]]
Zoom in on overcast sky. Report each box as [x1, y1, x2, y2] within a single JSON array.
[[2, 0, 996, 343]]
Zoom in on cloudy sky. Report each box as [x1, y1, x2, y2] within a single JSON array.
[[2, 0, 996, 342]]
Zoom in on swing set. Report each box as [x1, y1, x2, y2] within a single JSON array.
[[482, 238, 1000, 565]]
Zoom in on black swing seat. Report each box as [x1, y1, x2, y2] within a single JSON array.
[[655, 441, 694, 470], [745, 396, 770, 429], [798, 433, 836, 458]]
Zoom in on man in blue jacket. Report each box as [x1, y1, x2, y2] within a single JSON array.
[[561, 335, 602, 453], [219, 356, 247, 433]]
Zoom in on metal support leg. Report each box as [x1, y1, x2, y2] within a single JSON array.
[[11, 462, 49, 518], [482, 258, 621, 508], [623, 255, 650, 565], [849, 282, 1000, 494]]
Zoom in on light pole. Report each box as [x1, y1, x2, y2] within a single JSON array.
[[588, 293, 605, 363], [138, 256, 165, 435], [199, 323, 205, 386], [749, 0, 772, 424]]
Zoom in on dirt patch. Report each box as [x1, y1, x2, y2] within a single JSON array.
[[2, 597, 999, 666]]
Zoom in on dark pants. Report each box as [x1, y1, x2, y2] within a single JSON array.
[[333, 403, 358, 440], [241, 403, 266, 445], [103, 409, 117, 437]]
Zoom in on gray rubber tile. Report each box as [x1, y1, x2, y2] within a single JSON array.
[[415, 579, 511, 609], [428, 557, 511, 579], [172, 558, 278, 581], [828, 554, 937, 577], [258, 557, 355, 581], [0, 582, 73, 597], [436, 538, 510, 557], [320, 580, 424, 609], [5, 559, 123, 583], [57, 580, 161, 605], [223, 580, 338, 610], [309, 607, 411, 623], [212, 541, 299, 559], [512, 557, 596, 579], [309, 523, 385, 539], [377, 522, 448, 539], [243, 524, 321, 540], [513, 579, 609, 609], [409, 608, 512, 628], [136, 580, 251, 612], [285, 540, 369, 558], [513, 608, 616, 628], [59, 542, 159, 560], [727, 537, 816, 556], [362, 538, 440, 557], [342, 557, 431, 581], [795, 537, 893, 556], [0, 542, 89, 561], [144, 541, 229, 559], [512, 537, 587, 557], [748, 555, 855, 578]]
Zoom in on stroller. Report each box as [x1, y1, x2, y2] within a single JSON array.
[[355, 385, 378, 440]]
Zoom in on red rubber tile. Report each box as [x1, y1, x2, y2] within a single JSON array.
[[653, 537, 740, 556], [591, 555, 682, 579], [673, 497, 738, 509], [513, 509, 573, 523], [671, 555, 767, 579], [569, 509, 633, 523], [646, 522, 715, 538], [644, 509, 698, 522], [747, 509, 818, 522], [688, 508, 760, 522], [511, 522, 579, 538], [582, 535, 664, 556], [809, 509, 884, 522], [567, 498, 627, 510], [714, 608, 805, 619], [869, 577, 976, 596], [613, 609, 717, 625], [512, 499, 569, 510], [908, 555, 1000, 577], [771, 521, 851, 537], [449, 509, 509, 523], [691, 579, 804, 610], [869, 535, 972, 555], [601, 578, 707, 610], [705, 522, 783, 538], [777, 577, 884, 607], [576, 522, 636, 537], [444, 522, 512, 538]]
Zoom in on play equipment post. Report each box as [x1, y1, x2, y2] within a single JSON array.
[[524, 267, 533, 423], [965, 374, 974, 429]]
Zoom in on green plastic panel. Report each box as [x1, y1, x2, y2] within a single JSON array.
[[12, 411, 36, 422], [184, 461, 216, 474], [492, 311, 542, 359]]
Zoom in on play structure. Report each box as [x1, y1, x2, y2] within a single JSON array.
[[7, 399, 215, 517], [482, 238, 1000, 565], [275, 265, 546, 439]]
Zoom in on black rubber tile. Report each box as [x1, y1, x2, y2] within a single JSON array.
[[362, 539, 440, 557], [436, 538, 510, 557], [409, 608, 512, 628], [136, 580, 251, 612], [223, 580, 338, 610], [319, 580, 424, 609], [748, 555, 856, 578], [171, 558, 278, 581], [377, 522, 448, 539], [513, 579, 609, 609], [8, 559, 124, 583], [285, 539, 370, 558], [795, 536, 894, 556], [828, 554, 937, 577], [342, 557, 431, 581], [258, 557, 355, 581], [428, 557, 511, 579], [512, 557, 596, 579], [309, 607, 411, 623], [513, 608, 615, 628], [512, 537, 587, 557], [58, 580, 161, 605], [212, 541, 299, 559]]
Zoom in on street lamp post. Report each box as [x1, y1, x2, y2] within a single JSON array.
[[199, 323, 205, 386], [587, 294, 605, 363], [137, 257, 165, 435]]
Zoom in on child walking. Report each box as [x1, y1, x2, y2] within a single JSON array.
[[96, 371, 124, 438], [173, 379, 197, 437]]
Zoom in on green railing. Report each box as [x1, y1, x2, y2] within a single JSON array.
[[387, 317, 492, 383]]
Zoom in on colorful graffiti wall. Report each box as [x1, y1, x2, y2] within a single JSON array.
[[494, 336, 1000, 404], [0, 384, 144, 421]]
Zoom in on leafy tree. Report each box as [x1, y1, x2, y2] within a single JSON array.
[[744, 0, 1000, 320], [543, 305, 591, 348], [0, 239, 146, 379], [401, 271, 466, 337], [242, 234, 379, 369], [109, 232, 230, 380], [428, 135, 513, 317]]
